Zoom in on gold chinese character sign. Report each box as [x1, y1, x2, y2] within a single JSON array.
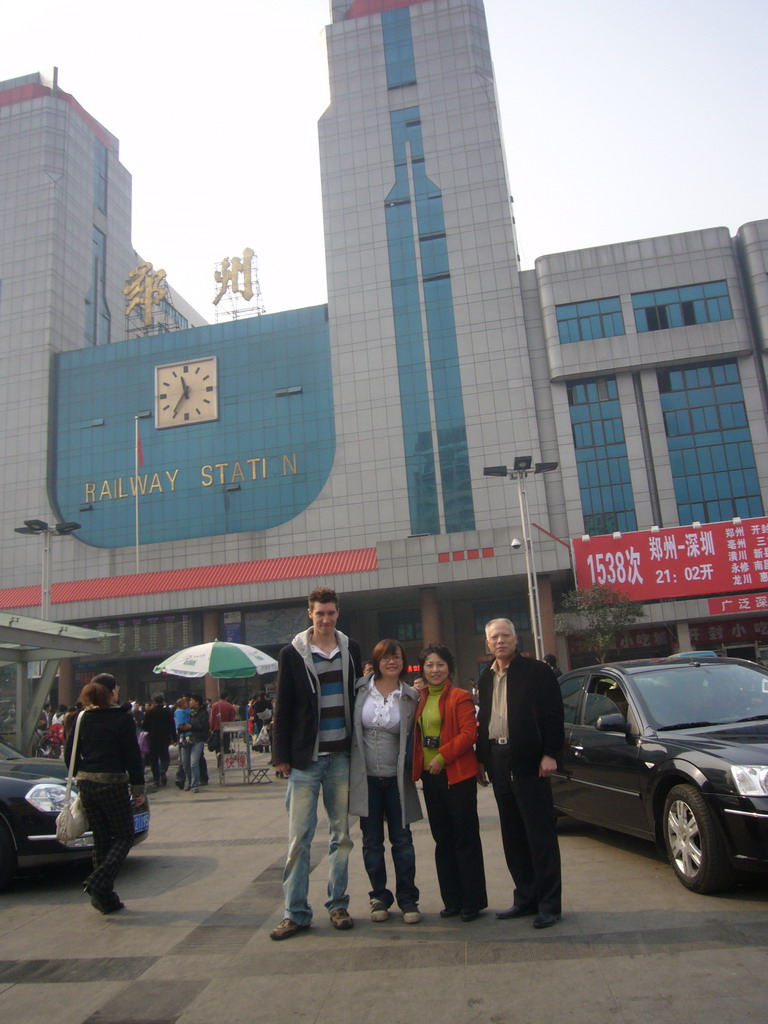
[[124, 262, 168, 327], [214, 247, 255, 305]]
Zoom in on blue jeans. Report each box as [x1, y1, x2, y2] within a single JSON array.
[[283, 752, 352, 925], [361, 775, 419, 910], [181, 741, 204, 789]]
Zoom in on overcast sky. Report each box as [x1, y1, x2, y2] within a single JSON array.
[[4, 0, 766, 320]]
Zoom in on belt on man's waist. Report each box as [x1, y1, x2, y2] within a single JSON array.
[[490, 737, 509, 746]]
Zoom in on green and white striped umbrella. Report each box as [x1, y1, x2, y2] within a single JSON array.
[[153, 641, 277, 679]]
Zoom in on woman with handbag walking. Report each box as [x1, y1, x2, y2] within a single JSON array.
[[64, 673, 145, 914]]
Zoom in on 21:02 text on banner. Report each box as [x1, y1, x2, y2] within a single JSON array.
[[571, 516, 768, 603]]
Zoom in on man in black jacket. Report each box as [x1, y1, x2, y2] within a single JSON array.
[[143, 695, 177, 787], [476, 618, 565, 929], [269, 586, 362, 941]]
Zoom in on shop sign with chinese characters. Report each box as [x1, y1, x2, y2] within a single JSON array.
[[568, 626, 672, 653], [689, 620, 768, 645], [572, 516, 768, 602]]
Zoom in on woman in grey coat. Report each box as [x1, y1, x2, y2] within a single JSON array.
[[350, 639, 423, 923]]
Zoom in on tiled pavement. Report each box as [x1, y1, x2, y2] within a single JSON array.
[[1, 755, 766, 1024]]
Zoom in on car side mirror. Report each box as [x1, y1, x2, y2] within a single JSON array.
[[596, 712, 630, 733]]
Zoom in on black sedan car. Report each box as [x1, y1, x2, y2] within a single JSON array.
[[552, 656, 768, 893], [0, 738, 149, 889]]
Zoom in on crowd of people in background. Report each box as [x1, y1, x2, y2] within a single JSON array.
[[33, 689, 277, 793]]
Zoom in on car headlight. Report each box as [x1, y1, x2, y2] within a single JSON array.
[[730, 765, 768, 797], [25, 782, 71, 813]]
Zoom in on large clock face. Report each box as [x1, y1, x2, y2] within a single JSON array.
[[155, 357, 218, 428]]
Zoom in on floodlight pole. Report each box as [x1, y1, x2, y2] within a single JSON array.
[[14, 519, 81, 620], [483, 459, 559, 661], [40, 528, 52, 620], [515, 466, 544, 660]]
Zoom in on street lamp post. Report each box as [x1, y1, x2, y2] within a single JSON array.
[[483, 458, 558, 660], [14, 519, 81, 619]]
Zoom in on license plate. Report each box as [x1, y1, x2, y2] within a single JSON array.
[[133, 812, 150, 833]]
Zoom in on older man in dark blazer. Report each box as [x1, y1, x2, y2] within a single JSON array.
[[476, 619, 565, 928]]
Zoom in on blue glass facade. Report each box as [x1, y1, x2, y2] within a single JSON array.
[[85, 226, 110, 347], [51, 306, 335, 547], [658, 360, 763, 524], [633, 281, 732, 332], [382, 8, 417, 87], [94, 138, 108, 213], [568, 377, 637, 535], [382, 10, 475, 535], [556, 296, 625, 344]]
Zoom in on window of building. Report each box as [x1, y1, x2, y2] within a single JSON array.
[[94, 139, 108, 212], [378, 609, 423, 644], [384, 106, 475, 536], [632, 281, 732, 333], [382, 8, 417, 88], [157, 298, 189, 331], [556, 297, 625, 344], [658, 360, 763, 523], [85, 227, 110, 346], [568, 377, 637, 536], [473, 599, 529, 634]]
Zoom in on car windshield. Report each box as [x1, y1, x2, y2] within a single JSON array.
[[0, 738, 25, 759], [630, 662, 768, 729]]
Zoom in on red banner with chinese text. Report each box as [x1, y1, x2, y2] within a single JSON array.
[[572, 517, 768, 602], [707, 593, 768, 615]]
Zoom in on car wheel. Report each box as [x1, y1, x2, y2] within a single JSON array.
[[0, 823, 16, 891], [662, 784, 734, 893]]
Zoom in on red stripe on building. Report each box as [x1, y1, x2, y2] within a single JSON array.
[[346, 0, 430, 18], [0, 82, 112, 146], [0, 549, 378, 610]]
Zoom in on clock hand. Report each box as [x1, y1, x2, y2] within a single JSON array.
[[173, 378, 190, 416]]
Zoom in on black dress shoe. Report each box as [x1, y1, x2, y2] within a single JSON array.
[[533, 913, 560, 929], [461, 910, 482, 922], [496, 905, 535, 920], [85, 886, 124, 914], [440, 907, 461, 918]]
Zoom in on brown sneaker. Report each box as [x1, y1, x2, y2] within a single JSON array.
[[329, 908, 354, 930], [269, 918, 310, 941]]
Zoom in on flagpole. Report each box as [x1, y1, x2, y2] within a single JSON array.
[[134, 416, 141, 573]]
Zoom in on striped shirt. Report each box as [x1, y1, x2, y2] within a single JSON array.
[[312, 645, 349, 752]]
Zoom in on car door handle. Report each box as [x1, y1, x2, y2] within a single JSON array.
[[571, 745, 584, 755]]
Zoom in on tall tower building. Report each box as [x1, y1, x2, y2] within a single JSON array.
[[2, 2, 767, 701], [0, 72, 201, 585], [0, 73, 134, 581], [320, 0, 554, 544]]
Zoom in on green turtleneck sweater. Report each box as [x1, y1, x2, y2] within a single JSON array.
[[420, 682, 445, 769]]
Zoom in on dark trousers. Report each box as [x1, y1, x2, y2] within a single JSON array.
[[421, 772, 487, 914], [488, 744, 562, 916], [149, 744, 170, 785], [78, 780, 135, 898], [360, 775, 419, 910]]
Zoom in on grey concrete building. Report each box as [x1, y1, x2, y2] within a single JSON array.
[[1, 2, 767, 710]]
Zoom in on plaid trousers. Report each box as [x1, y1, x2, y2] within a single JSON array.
[[77, 780, 135, 897]]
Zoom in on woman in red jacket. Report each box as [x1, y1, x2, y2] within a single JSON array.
[[412, 643, 487, 921]]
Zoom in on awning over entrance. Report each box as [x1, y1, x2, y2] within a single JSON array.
[[0, 612, 114, 753]]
